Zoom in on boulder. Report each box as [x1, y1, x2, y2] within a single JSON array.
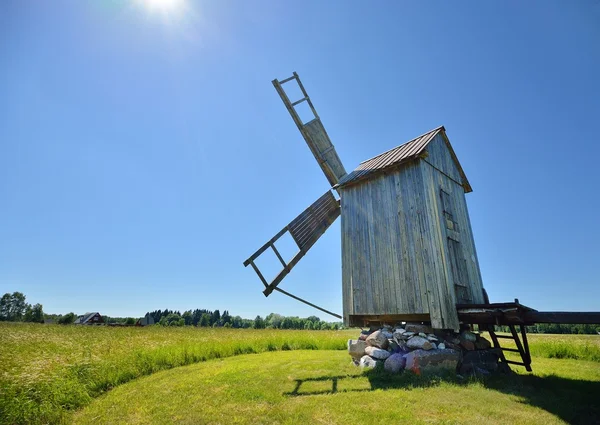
[[382, 330, 393, 339], [365, 346, 391, 360], [405, 349, 461, 375], [438, 342, 446, 350], [388, 340, 400, 353], [384, 353, 406, 373], [474, 336, 492, 350], [405, 323, 433, 334], [460, 330, 477, 342], [366, 330, 389, 349], [406, 335, 433, 351], [348, 339, 367, 358], [359, 355, 378, 369], [459, 349, 500, 376], [460, 339, 475, 351]]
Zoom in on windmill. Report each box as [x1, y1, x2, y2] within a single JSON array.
[[244, 73, 485, 331]]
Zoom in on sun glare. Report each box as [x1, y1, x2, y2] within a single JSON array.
[[143, 0, 184, 12]]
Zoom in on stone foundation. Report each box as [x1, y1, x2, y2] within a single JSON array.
[[349, 323, 504, 376]]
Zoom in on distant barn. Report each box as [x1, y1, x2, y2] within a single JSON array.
[[136, 313, 155, 326], [74, 312, 104, 325]]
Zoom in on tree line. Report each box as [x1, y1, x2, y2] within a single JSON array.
[[500, 323, 600, 335], [146, 309, 342, 330], [3, 291, 599, 334], [0, 292, 44, 323]]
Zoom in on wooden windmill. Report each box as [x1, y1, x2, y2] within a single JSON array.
[[244, 73, 485, 331]]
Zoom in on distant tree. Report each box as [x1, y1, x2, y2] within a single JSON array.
[[125, 317, 136, 325], [221, 310, 231, 326], [0, 292, 30, 321], [232, 315, 243, 328], [182, 310, 193, 326], [8, 292, 28, 321], [24, 303, 44, 323], [266, 313, 284, 329], [58, 312, 76, 324], [160, 313, 183, 326], [0, 293, 11, 321], [211, 310, 221, 326], [199, 313, 211, 327], [253, 315, 265, 329]]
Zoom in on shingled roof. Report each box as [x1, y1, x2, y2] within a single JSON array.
[[336, 126, 471, 192]]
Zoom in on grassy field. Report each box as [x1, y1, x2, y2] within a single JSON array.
[[1, 323, 599, 425], [73, 351, 600, 425]]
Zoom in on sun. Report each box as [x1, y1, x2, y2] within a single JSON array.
[[143, 0, 184, 11]]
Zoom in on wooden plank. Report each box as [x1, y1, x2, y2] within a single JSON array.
[[272, 74, 347, 187], [278, 75, 296, 84], [271, 244, 287, 268], [262, 249, 306, 296], [273, 287, 341, 319], [249, 261, 268, 288], [509, 325, 532, 371], [348, 313, 431, 327], [243, 226, 290, 266], [523, 311, 600, 324]]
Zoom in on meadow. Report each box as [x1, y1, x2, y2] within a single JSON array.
[[1, 323, 599, 425]]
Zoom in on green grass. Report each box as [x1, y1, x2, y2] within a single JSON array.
[[1, 323, 599, 425], [0, 323, 352, 425], [72, 350, 600, 425]]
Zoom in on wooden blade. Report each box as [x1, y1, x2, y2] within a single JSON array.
[[272, 73, 347, 187], [243, 190, 340, 296]]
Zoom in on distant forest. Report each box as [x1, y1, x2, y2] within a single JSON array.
[[2, 291, 599, 334], [144, 309, 342, 330]]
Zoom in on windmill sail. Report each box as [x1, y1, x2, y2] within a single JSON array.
[[272, 73, 347, 187], [243, 190, 341, 297]]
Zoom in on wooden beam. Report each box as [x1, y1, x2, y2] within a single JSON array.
[[270, 244, 287, 269], [523, 311, 600, 325], [273, 287, 342, 319], [249, 262, 268, 288], [243, 227, 290, 267]]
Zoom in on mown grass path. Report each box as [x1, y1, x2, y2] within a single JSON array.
[[73, 350, 600, 425]]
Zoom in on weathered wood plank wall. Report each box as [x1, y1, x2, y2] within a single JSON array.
[[340, 133, 484, 330]]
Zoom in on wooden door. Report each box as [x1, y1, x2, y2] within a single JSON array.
[[440, 189, 472, 304]]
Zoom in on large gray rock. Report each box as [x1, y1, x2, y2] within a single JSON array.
[[460, 330, 477, 342], [474, 336, 492, 350], [348, 339, 367, 358], [406, 335, 433, 351], [405, 349, 461, 375], [365, 346, 391, 360], [366, 330, 389, 349], [359, 355, 379, 369], [459, 349, 500, 376], [405, 323, 433, 334], [384, 353, 406, 373]]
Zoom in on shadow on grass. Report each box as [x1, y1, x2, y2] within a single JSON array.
[[284, 370, 600, 425]]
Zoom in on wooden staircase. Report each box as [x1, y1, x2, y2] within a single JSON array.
[[486, 324, 532, 372]]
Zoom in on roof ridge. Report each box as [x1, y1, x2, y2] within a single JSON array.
[[358, 125, 445, 165]]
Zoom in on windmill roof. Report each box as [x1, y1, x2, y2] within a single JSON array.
[[336, 126, 471, 192]]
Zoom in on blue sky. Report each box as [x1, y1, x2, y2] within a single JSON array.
[[1, 1, 599, 319]]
